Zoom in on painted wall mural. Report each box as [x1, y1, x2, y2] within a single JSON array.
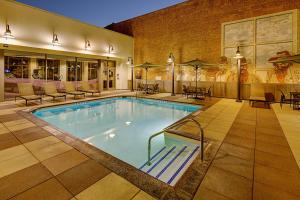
[[222, 10, 298, 84], [135, 10, 299, 85]]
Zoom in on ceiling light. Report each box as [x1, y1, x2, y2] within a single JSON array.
[[3, 24, 15, 39], [52, 34, 60, 46]]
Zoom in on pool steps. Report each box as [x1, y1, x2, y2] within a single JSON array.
[[140, 144, 200, 186]]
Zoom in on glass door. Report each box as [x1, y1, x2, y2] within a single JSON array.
[[102, 60, 116, 90]]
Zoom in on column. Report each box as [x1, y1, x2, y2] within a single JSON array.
[[97, 59, 102, 91], [30, 58, 37, 80], [0, 50, 4, 101], [83, 61, 88, 81], [60, 60, 67, 82]]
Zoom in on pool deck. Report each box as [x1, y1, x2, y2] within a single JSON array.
[[0, 91, 299, 200]]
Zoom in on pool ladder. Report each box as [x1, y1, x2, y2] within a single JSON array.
[[147, 117, 205, 166]]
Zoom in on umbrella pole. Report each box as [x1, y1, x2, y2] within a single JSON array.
[[146, 68, 148, 93], [195, 66, 198, 98]]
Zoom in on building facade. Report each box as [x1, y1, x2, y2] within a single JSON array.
[[0, 0, 133, 101]]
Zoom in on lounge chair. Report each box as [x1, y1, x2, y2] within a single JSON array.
[[64, 82, 85, 99], [16, 83, 42, 106], [79, 82, 100, 96], [44, 83, 66, 101], [249, 84, 266, 107]]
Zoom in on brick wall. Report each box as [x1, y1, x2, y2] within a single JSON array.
[[107, 0, 300, 65]]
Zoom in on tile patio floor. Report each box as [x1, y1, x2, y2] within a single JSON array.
[[0, 91, 299, 200]]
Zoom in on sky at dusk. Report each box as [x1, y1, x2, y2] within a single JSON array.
[[17, 0, 185, 27]]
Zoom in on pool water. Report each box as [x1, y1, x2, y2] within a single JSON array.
[[33, 97, 200, 168]]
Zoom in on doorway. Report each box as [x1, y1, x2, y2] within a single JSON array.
[[102, 60, 116, 90]]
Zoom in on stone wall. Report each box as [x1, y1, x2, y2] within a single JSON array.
[[108, 0, 300, 98], [107, 0, 300, 65]]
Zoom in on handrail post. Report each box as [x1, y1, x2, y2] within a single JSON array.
[[146, 117, 205, 166], [147, 130, 165, 166]]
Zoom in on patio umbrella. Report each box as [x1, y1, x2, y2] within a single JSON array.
[[268, 54, 300, 64], [135, 62, 161, 85], [179, 59, 215, 98]]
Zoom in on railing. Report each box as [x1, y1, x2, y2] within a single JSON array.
[[147, 117, 205, 166]]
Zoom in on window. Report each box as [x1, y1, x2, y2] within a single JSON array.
[[88, 62, 98, 80], [67, 61, 83, 81], [36, 59, 60, 80], [4, 56, 30, 78]]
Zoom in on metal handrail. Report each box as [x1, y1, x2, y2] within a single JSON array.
[[147, 130, 165, 165], [147, 117, 205, 166]]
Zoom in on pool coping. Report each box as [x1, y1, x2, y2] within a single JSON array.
[[18, 95, 219, 199]]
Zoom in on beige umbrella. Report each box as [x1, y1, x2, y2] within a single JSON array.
[[135, 62, 161, 85], [268, 54, 300, 64], [179, 59, 216, 98]]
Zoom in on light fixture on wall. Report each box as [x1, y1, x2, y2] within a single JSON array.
[[108, 44, 114, 54], [3, 24, 15, 39], [52, 33, 60, 46], [127, 57, 134, 92], [167, 53, 175, 96], [85, 40, 91, 50]]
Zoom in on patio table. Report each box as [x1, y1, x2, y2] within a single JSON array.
[[290, 92, 300, 110]]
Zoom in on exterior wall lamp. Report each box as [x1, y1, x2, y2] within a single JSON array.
[[167, 53, 175, 96], [52, 33, 60, 46], [85, 40, 91, 50], [108, 44, 114, 54], [234, 46, 243, 102], [3, 24, 15, 39], [127, 57, 134, 91]]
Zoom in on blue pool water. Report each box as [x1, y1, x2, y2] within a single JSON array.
[[33, 97, 200, 168]]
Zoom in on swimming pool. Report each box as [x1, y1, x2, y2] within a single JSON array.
[[33, 97, 201, 185]]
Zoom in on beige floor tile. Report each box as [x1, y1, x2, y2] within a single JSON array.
[[3, 119, 31, 127], [0, 126, 10, 135], [25, 136, 73, 161], [42, 149, 89, 175], [7, 122, 36, 132], [194, 186, 231, 200], [0, 145, 38, 178], [205, 129, 226, 141], [76, 173, 139, 200], [132, 191, 156, 200]]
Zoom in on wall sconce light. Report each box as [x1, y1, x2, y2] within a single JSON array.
[[126, 57, 133, 66], [108, 44, 114, 54], [85, 40, 91, 50], [52, 34, 60, 46], [3, 24, 15, 39], [167, 53, 175, 64]]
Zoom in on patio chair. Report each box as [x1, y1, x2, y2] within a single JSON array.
[[149, 83, 159, 94], [279, 89, 292, 108], [44, 83, 66, 101], [137, 82, 145, 91], [16, 83, 42, 106], [264, 92, 275, 108], [249, 84, 266, 107], [64, 82, 85, 99], [80, 82, 100, 96], [205, 87, 212, 99]]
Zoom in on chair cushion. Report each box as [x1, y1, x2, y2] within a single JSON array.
[[249, 96, 266, 101], [20, 95, 41, 100]]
